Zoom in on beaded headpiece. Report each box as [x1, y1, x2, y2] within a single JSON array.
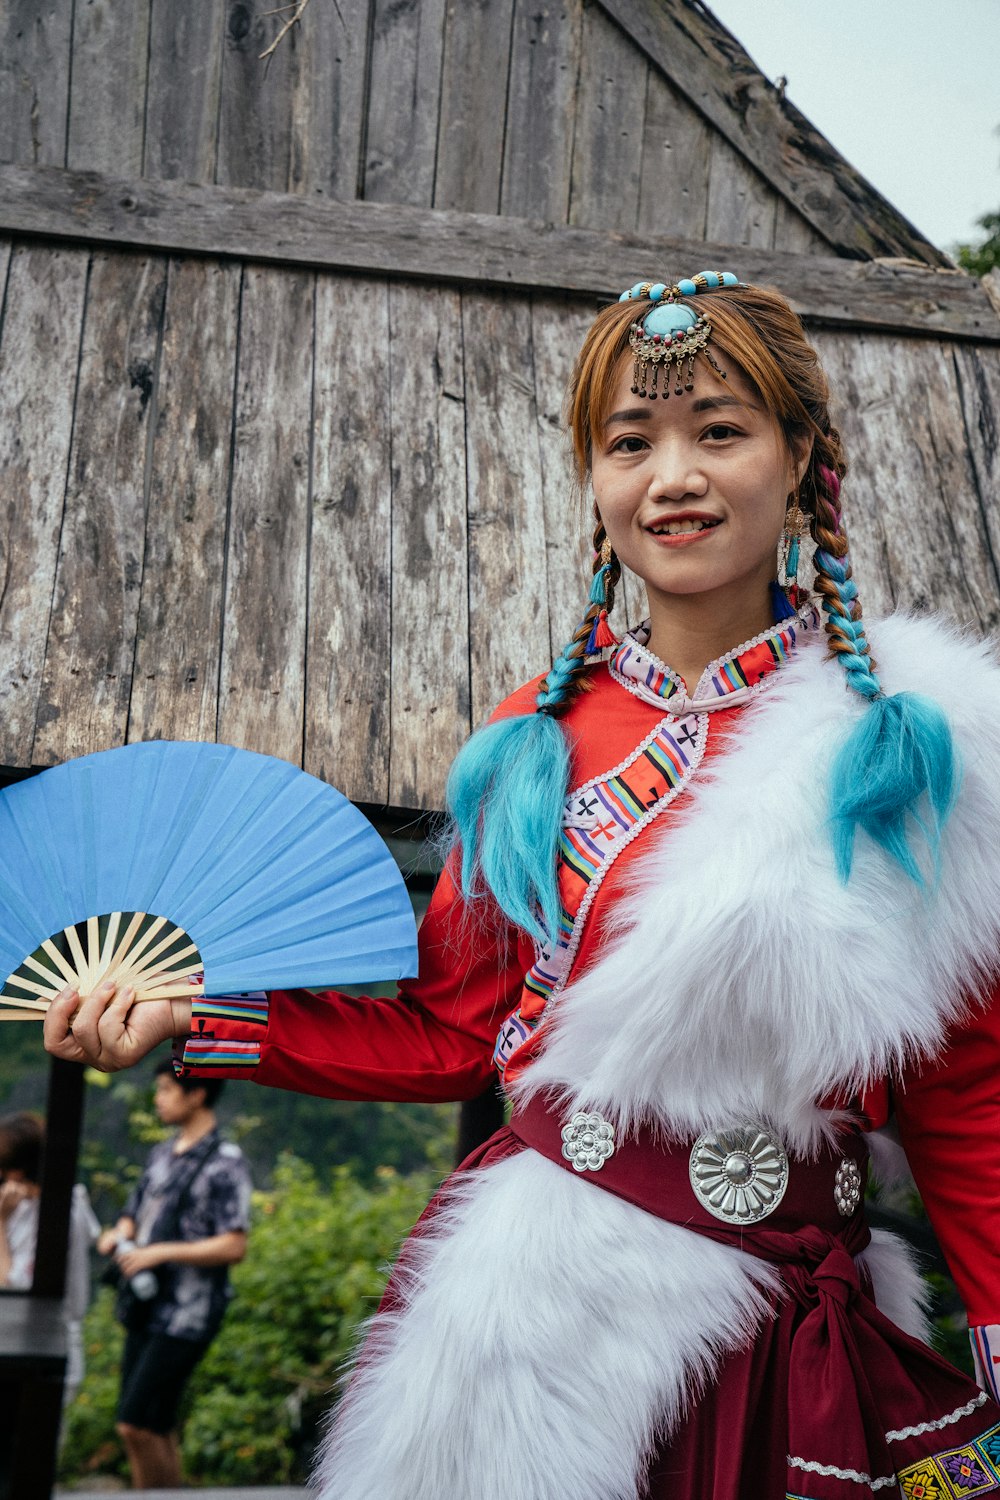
[[619, 270, 742, 399]]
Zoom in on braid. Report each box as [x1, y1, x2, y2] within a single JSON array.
[[535, 510, 621, 717], [807, 451, 882, 702]]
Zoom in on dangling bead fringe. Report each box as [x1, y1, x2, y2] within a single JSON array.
[[586, 608, 619, 654]]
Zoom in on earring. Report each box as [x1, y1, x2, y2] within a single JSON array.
[[781, 489, 807, 588], [585, 537, 620, 654]]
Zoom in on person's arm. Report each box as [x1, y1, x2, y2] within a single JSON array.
[[894, 977, 1000, 1394], [116, 1229, 247, 1278], [46, 855, 535, 1101], [97, 1214, 136, 1258]]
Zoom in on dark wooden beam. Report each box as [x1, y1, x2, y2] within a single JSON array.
[[596, 0, 949, 269], [0, 165, 996, 342]]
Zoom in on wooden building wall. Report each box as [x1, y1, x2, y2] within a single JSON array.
[[2, 231, 997, 809], [0, 0, 996, 812], [0, 0, 929, 260]]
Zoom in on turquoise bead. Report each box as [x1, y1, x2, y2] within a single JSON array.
[[697, 271, 723, 289], [618, 290, 631, 302], [643, 303, 697, 337], [676, 278, 697, 297], [630, 282, 646, 298], [648, 282, 667, 302], [721, 272, 739, 287]]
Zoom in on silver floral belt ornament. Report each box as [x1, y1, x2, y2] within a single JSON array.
[[834, 1157, 863, 1217], [689, 1125, 789, 1224], [561, 1111, 616, 1172]]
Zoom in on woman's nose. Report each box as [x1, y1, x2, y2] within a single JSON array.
[[647, 446, 707, 499]]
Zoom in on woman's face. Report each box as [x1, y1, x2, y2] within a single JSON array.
[[590, 353, 806, 615]]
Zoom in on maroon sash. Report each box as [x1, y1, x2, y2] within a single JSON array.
[[511, 1095, 1000, 1499]]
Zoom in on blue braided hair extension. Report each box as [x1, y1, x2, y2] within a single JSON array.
[[812, 464, 957, 883], [445, 521, 620, 944]]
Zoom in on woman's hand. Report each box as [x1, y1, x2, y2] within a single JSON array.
[[42, 982, 192, 1072]]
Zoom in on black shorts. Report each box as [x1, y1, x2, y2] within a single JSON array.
[[116, 1327, 211, 1435]]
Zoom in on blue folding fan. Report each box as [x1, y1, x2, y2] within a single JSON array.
[[0, 741, 418, 1018]]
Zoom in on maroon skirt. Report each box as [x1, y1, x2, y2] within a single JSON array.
[[375, 1101, 1000, 1500]]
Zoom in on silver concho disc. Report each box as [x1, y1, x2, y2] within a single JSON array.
[[689, 1125, 789, 1224]]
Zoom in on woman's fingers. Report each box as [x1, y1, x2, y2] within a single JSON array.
[[65, 980, 121, 1066], [42, 985, 86, 1062]]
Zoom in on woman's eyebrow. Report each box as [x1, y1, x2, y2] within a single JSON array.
[[605, 407, 652, 426], [690, 395, 756, 414]]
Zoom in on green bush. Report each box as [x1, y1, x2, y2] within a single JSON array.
[[59, 1153, 436, 1488]]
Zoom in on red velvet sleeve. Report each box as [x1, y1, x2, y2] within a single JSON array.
[[894, 979, 1000, 1327], [175, 856, 534, 1103]]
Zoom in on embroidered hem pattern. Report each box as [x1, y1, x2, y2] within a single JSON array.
[[786, 1417, 1000, 1498]]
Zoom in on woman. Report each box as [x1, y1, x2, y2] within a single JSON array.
[[45, 272, 1000, 1498]]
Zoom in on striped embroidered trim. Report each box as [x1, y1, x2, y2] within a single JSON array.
[[972, 1328, 1000, 1402], [493, 713, 708, 1078], [786, 1456, 897, 1490], [886, 1389, 989, 1442], [611, 602, 821, 713], [175, 992, 269, 1074]]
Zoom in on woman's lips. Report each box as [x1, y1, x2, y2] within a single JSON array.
[[645, 520, 722, 547]]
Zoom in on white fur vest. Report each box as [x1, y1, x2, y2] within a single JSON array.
[[318, 613, 1000, 1500]]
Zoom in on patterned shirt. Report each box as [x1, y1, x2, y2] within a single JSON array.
[[124, 1128, 251, 1342]]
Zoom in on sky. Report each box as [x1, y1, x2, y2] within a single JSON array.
[[703, 0, 1000, 254]]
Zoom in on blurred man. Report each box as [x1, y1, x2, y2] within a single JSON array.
[[99, 1062, 251, 1489]]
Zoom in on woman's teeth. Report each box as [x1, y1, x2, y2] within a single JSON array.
[[650, 519, 718, 535]]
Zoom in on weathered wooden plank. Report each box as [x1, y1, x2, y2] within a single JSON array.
[[0, 0, 72, 167], [464, 290, 550, 725], [813, 331, 1000, 634], [773, 199, 828, 256], [501, 0, 583, 223], [569, 1, 646, 231], [530, 292, 646, 641], [144, 0, 224, 182], [305, 274, 392, 803], [388, 283, 469, 810], [434, 0, 515, 214], [127, 258, 241, 745], [32, 251, 168, 766], [218, 0, 370, 198], [66, 0, 151, 176], [5, 167, 996, 341], [0, 244, 87, 768], [706, 134, 777, 249], [595, 0, 943, 265], [637, 69, 710, 240], [952, 345, 1000, 585], [529, 294, 594, 657], [363, 0, 447, 207], [216, 265, 313, 762]]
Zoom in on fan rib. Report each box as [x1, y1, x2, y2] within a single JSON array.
[[126, 956, 203, 989], [2, 974, 59, 1001], [98, 911, 123, 977], [39, 936, 79, 984], [121, 927, 195, 981], [106, 912, 148, 978]]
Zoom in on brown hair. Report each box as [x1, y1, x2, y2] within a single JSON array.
[[0, 1112, 45, 1184]]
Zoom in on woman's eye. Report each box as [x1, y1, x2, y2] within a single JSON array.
[[703, 423, 741, 441], [611, 435, 647, 454]]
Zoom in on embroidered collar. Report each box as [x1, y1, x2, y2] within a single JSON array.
[[609, 598, 821, 715]]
